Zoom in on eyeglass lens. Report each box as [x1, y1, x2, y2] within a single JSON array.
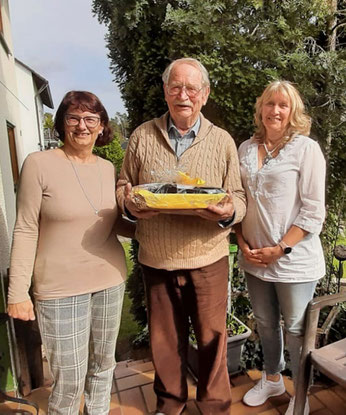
[[65, 115, 100, 127], [167, 84, 202, 97]]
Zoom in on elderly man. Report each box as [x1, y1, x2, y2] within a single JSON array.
[[117, 58, 246, 415]]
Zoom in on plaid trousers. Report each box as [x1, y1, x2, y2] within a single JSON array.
[[36, 283, 125, 415]]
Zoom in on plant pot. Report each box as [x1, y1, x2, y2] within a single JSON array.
[[187, 316, 251, 378]]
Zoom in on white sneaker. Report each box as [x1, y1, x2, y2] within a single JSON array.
[[243, 372, 286, 406], [285, 396, 309, 415]]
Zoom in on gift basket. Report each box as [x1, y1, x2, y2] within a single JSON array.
[[131, 171, 227, 213]]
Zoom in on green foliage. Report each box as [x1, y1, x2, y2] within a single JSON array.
[[111, 112, 130, 142], [160, 0, 332, 142], [44, 112, 55, 142], [230, 251, 264, 370], [126, 240, 148, 328], [43, 112, 54, 130], [334, 232, 346, 278], [116, 244, 144, 356], [240, 338, 264, 371], [116, 292, 141, 348], [327, 303, 346, 342], [93, 0, 171, 131], [122, 241, 134, 276], [132, 325, 150, 348], [226, 313, 246, 336], [93, 135, 124, 172]]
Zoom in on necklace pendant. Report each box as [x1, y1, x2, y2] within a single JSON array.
[[94, 210, 99, 215], [263, 154, 272, 165]]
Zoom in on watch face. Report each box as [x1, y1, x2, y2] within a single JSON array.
[[284, 246, 292, 254]]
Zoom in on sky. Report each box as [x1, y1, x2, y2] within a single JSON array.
[[9, 0, 126, 118]]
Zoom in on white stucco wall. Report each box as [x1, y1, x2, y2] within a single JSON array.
[[15, 61, 43, 165], [0, 0, 20, 254]]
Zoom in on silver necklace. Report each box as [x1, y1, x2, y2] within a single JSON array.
[[64, 151, 103, 215], [262, 141, 282, 165]]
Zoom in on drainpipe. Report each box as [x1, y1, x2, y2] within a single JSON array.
[[34, 82, 49, 151]]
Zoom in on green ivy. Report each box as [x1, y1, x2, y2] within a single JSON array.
[[93, 135, 124, 173]]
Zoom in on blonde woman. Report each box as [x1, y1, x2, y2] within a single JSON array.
[[234, 81, 326, 415]]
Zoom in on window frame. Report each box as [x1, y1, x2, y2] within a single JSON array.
[[7, 122, 19, 190]]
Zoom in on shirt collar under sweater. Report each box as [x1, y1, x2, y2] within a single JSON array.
[[167, 116, 201, 158], [154, 112, 214, 155]]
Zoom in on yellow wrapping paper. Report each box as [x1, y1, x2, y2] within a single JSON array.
[[132, 184, 227, 211]]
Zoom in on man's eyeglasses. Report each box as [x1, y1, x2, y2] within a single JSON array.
[[65, 114, 101, 128], [166, 84, 204, 98]]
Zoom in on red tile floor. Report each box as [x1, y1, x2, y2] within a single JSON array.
[[0, 358, 345, 414]]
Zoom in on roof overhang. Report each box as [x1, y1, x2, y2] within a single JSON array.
[[15, 58, 54, 109]]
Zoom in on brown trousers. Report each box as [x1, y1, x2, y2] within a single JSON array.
[[142, 256, 232, 415]]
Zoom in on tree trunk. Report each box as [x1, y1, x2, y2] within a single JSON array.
[[326, 0, 337, 150]]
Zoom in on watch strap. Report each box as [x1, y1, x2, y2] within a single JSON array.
[[278, 240, 292, 254]]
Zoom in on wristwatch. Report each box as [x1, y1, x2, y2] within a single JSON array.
[[278, 240, 292, 254], [218, 211, 236, 229]]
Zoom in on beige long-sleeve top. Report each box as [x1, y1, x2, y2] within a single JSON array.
[[8, 150, 127, 303], [117, 112, 246, 270]]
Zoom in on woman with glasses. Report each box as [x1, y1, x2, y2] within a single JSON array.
[[7, 91, 134, 414], [234, 81, 326, 415]]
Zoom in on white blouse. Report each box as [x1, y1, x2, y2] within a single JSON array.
[[238, 135, 326, 283]]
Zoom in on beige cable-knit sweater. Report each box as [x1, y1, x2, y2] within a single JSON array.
[[117, 113, 246, 270]]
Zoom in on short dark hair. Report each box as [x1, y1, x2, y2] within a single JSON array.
[[54, 91, 113, 146]]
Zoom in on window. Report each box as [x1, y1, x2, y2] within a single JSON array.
[[7, 123, 19, 189]]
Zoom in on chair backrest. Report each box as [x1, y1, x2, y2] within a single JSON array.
[[303, 292, 346, 354], [307, 292, 346, 386], [294, 292, 346, 415]]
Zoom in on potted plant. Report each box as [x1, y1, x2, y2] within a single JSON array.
[[225, 312, 252, 374], [187, 244, 252, 378]]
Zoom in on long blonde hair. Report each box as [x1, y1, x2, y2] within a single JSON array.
[[254, 80, 311, 142]]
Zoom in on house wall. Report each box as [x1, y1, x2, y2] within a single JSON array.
[[0, 0, 54, 393], [0, 0, 17, 392], [0, 1, 48, 253], [0, 0, 20, 255], [15, 62, 43, 163]]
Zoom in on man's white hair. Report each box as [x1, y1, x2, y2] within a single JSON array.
[[162, 58, 210, 86]]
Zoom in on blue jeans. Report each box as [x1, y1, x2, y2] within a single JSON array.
[[246, 273, 317, 382]]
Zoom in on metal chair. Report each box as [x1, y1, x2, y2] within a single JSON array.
[[294, 292, 346, 415]]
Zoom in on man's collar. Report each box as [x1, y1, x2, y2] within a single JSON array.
[[168, 116, 201, 137]]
